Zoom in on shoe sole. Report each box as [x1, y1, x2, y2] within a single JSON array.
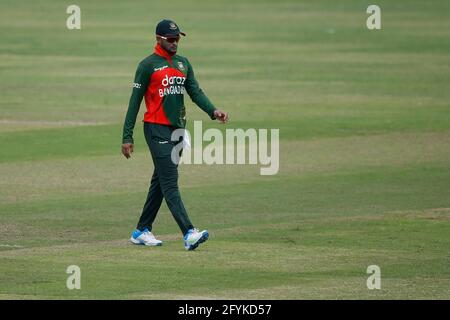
[[130, 237, 162, 246], [186, 231, 209, 251]]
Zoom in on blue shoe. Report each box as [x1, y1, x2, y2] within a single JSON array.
[[183, 228, 209, 251], [130, 228, 162, 246]]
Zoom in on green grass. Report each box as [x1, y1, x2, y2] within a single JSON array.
[[1, 0, 450, 299]]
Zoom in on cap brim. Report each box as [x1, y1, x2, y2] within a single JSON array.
[[161, 31, 186, 37]]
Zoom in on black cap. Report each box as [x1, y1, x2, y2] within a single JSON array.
[[155, 19, 186, 37]]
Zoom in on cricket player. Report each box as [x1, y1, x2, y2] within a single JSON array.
[[121, 19, 228, 250]]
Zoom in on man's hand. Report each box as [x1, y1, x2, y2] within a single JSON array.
[[122, 143, 134, 159], [214, 109, 228, 123]]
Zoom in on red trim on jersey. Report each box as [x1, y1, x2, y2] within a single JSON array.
[[154, 43, 173, 64]]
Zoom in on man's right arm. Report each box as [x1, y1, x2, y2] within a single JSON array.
[[122, 63, 151, 145]]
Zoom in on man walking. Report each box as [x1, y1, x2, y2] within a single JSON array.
[[121, 19, 228, 250]]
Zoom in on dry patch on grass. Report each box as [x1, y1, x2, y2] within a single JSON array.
[[0, 119, 111, 133], [387, 208, 450, 221], [0, 223, 32, 244], [128, 292, 227, 300], [283, 131, 450, 175], [1, 131, 449, 203], [128, 277, 450, 299], [0, 238, 129, 258], [0, 293, 50, 300], [0, 224, 34, 251]]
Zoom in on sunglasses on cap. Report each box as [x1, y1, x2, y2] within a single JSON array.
[[158, 35, 180, 43]]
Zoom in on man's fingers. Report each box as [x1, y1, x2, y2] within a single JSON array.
[[214, 110, 228, 123], [219, 112, 228, 123], [122, 144, 133, 159]]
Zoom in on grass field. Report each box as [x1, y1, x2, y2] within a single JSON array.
[[1, 0, 450, 299]]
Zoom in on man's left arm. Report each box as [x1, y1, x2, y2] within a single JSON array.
[[184, 59, 228, 123]]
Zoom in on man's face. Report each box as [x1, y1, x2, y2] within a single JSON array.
[[157, 35, 180, 54]]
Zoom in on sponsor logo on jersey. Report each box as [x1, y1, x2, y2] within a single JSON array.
[[158, 74, 186, 97], [161, 74, 186, 86], [133, 83, 141, 89], [154, 65, 168, 72]]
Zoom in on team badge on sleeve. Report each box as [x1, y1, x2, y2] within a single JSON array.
[[177, 61, 185, 71]]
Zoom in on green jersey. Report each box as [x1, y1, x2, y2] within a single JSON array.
[[122, 44, 217, 144]]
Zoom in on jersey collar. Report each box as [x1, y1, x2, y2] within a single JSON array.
[[154, 43, 173, 63]]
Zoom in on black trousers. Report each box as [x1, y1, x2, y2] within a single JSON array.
[[136, 122, 193, 236]]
